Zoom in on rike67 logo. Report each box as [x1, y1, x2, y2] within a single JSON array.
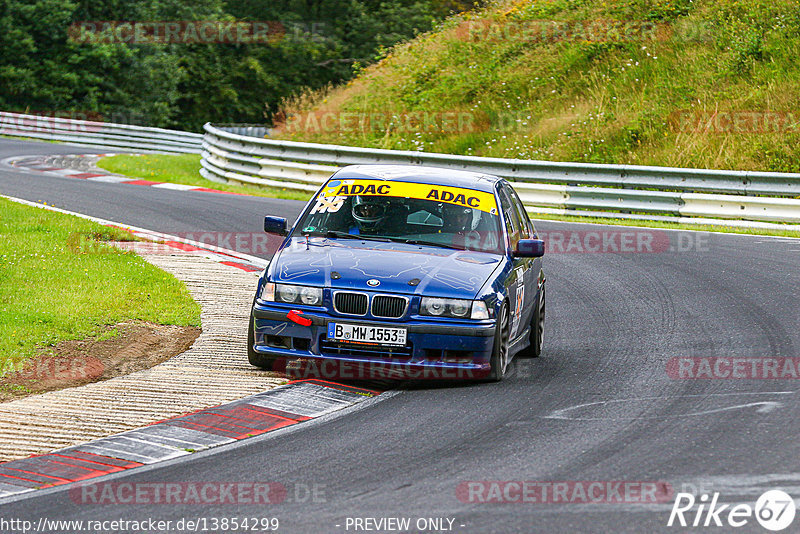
[[668, 490, 796, 531]]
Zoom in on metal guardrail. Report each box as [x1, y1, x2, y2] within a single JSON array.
[[212, 124, 271, 138], [201, 123, 800, 226], [0, 111, 203, 153], [5, 111, 797, 226]]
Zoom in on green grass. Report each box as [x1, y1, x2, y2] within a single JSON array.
[[275, 0, 800, 173], [267, 0, 800, 238], [96, 153, 312, 201], [528, 212, 800, 238], [0, 197, 201, 377], [0, 134, 61, 144]]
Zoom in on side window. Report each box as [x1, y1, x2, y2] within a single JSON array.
[[506, 184, 535, 238], [497, 186, 521, 249]]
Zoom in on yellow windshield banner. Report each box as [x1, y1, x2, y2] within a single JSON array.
[[319, 179, 498, 214]]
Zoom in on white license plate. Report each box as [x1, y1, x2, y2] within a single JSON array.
[[328, 323, 407, 346]]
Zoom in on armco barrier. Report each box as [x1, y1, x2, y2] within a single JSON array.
[[200, 123, 800, 226], [4, 110, 798, 226], [0, 111, 202, 153]]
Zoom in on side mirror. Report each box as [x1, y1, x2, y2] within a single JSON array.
[[264, 216, 288, 236], [515, 238, 544, 258]]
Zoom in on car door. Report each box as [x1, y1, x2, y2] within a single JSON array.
[[506, 183, 543, 332], [497, 183, 533, 342]]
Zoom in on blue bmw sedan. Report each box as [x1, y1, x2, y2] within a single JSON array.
[[248, 165, 545, 381]]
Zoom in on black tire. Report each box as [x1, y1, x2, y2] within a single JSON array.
[[487, 302, 510, 381], [521, 284, 545, 358], [247, 309, 278, 370]]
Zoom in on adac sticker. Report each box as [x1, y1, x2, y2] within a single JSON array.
[[320, 179, 498, 214]]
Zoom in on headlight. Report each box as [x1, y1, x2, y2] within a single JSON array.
[[278, 284, 299, 303], [261, 283, 323, 306], [420, 297, 486, 319], [300, 286, 322, 306], [450, 300, 470, 317], [424, 297, 447, 316]]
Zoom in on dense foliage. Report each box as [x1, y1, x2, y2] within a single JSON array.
[[0, 0, 471, 130], [277, 0, 800, 172]]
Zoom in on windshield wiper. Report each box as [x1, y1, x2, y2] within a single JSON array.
[[324, 230, 392, 242], [324, 230, 363, 240], [404, 239, 463, 251], [321, 231, 463, 250]]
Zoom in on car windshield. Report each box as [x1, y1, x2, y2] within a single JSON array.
[[293, 179, 505, 254]]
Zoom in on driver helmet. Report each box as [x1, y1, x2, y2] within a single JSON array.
[[352, 196, 389, 231], [442, 203, 473, 233]]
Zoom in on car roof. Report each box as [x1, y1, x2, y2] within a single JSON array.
[[331, 165, 502, 194]]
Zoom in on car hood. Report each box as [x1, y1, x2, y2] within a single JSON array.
[[270, 237, 503, 299]]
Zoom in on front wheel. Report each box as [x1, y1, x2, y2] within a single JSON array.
[[487, 302, 510, 381]]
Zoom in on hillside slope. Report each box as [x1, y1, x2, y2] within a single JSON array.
[[274, 0, 800, 172]]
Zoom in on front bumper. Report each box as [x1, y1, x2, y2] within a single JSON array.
[[251, 303, 496, 380]]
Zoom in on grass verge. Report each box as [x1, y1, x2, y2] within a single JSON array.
[[0, 135, 61, 144], [0, 197, 202, 379], [275, 0, 800, 172], [97, 153, 312, 201]]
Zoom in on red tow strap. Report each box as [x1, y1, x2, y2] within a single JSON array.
[[287, 310, 313, 326]]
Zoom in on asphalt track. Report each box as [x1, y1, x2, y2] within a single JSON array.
[[2, 138, 800, 533]]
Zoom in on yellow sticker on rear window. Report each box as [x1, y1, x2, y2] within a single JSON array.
[[320, 179, 498, 214]]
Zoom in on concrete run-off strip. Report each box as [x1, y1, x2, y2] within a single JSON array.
[[0, 194, 383, 500], [0, 379, 379, 499], [0, 252, 285, 462]]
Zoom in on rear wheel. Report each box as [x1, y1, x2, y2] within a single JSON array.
[[522, 284, 545, 358], [487, 303, 510, 381], [247, 310, 278, 370]]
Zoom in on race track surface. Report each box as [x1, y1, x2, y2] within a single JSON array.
[[2, 138, 799, 533]]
